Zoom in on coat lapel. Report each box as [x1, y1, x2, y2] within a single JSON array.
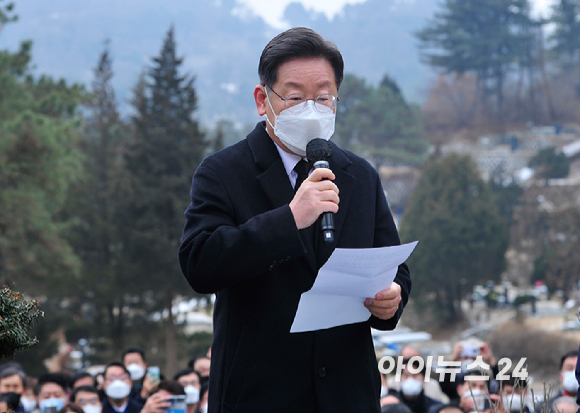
[[315, 143, 355, 268], [247, 122, 318, 275]]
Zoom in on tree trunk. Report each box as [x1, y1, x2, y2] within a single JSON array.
[[109, 303, 123, 353], [538, 29, 557, 123], [165, 288, 176, 378], [496, 69, 505, 129]]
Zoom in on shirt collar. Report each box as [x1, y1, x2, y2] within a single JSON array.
[[272, 139, 304, 177], [110, 400, 128, 413]]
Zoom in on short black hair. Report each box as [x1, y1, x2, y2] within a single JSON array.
[[151, 380, 185, 396], [258, 27, 344, 91], [70, 372, 96, 389], [103, 362, 130, 379], [122, 347, 146, 363], [187, 355, 209, 370], [35, 373, 69, 396], [70, 385, 100, 403], [173, 368, 198, 382], [560, 351, 578, 370], [430, 404, 464, 413], [59, 403, 85, 413], [381, 401, 413, 413]]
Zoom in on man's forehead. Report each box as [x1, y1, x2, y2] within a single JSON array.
[[40, 382, 64, 394], [124, 352, 144, 363], [563, 356, 578, 368], [195, 358, 210, 366], [106, 366, 126, 376], [466, 379, 487, 387], [179, 373, 198, 382], [281, 79, 334, 89], [77, 390, 98, 400], [0, 374, 23, 383], [275, 58, 336, 88]]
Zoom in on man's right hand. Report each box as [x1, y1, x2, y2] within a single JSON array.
[[140, 373, 158, 400], [289, 167, 339, 230], [141, 393, 171, 413]]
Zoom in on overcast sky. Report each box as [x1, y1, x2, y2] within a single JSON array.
[[238, 0, 557, 28]]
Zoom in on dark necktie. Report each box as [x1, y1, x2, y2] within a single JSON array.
[[293, 159, 321, 262], [294, 159, 311, 192]]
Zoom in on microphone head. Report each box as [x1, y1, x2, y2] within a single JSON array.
[[306, 139, 333, 164]]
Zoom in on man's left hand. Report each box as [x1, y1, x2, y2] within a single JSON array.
[[364, 283, 401, 320]]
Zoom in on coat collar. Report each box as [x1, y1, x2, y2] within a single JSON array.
[[247, 121, 356, 272]]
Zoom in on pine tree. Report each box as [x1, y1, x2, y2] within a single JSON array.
[[0, 287, 42, 360], [335, 73, 427, 166], [399, 154, 509, 323], [416, 0, 536, 118], [550, 0, 580, 68], [213, 122, 225, 153], [0, 0, 17, 36], [62, 41, 131, 352], [0, 39, 84, 293], [124, 26, 207, 375]]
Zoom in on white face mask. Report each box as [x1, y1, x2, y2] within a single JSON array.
[[466, 388, 486, 411], [562, 370, 578, 393], [126, 363, 145, 381], [380, 385, 388, 398], [105, 380, 132, 400], [21, 397, 37, 413], [83, 405, 102, 413], [184, 385, 200, 405], [502, 394, 523, 412], [265, 92, 335, 157], [400, 378, 423, 397]]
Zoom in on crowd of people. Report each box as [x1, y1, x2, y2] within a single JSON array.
[[0, 347, 211, 413], [378, 340, 579, 413], [0, 339, 577, 413]]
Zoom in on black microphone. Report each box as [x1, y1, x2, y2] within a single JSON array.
[[306, 139, 335, 243]]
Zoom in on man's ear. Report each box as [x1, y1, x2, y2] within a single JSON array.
[[254, 85, 267, 116]]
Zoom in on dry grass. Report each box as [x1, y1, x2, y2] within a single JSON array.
[[489, 322, 578, 382]]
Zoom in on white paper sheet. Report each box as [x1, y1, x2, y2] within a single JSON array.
[[290, 241, 418, 333]]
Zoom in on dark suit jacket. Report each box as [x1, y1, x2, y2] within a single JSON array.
[[101, 398, 143, 413], [179, 121, 412, 413]]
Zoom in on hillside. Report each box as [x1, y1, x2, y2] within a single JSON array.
[[0, 0, 437, 125]]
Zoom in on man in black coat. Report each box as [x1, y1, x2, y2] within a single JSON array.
[[179, 27, 412, 413]]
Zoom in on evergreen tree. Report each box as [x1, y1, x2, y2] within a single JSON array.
[[528, 148, 570, 179], [399, 154, 508, 323], [550, 0, 580, 68], [0, 39, 84, 293], [0, 0, 17, 35], [62, 42, 132, 352], [213, 122, 225, 153], [541, 206, 580, 303], [0, 287, 42, 360], [124, 26, 206, 375], [416, 0, 536, 117], [335, 74, 427, 166]]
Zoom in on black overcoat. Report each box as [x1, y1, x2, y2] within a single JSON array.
[[179, 121, 412, 413]]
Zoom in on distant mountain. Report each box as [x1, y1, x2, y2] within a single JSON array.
[[0, 0, 437, 126]]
